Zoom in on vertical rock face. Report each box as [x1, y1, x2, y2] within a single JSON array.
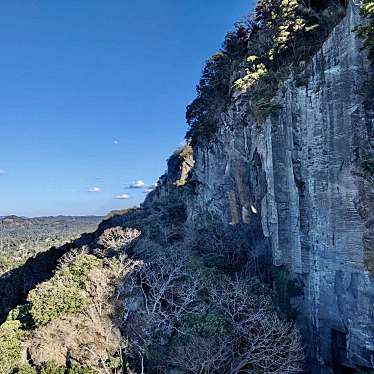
[[182, 3, 374, 373]]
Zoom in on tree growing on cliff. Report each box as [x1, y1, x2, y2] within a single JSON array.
[[357, 0, 374, 64], [356, 0, 374, 104], [97, 226, 141, 256], [185, 22, 252, 145], [123, 243, 304, 373], [186, 0, 347, 143]]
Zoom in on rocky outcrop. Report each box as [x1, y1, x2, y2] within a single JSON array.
[[0, 4, 371, 372], [148, 2, 374, 372]]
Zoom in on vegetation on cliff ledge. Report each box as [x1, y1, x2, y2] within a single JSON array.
[[356, 0, 374, 104], [357, 0, 374, 65], [186, 0, 346, 145]]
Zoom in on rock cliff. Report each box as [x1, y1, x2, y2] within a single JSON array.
[[148, 2, 374, 372], [0, 1, 372, 373]]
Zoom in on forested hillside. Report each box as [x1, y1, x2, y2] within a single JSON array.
[[0, 216, 102, 275]]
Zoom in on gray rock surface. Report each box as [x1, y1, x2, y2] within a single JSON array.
[[148, 3, 374, 372]]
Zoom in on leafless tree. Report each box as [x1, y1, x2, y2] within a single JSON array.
[[122, 243, 304, 374], [170, 335, 233, 374], [97, 227, 141, 255], [209, 278, 304, 374], [128, 245, 204, 330]]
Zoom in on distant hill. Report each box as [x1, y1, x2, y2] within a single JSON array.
[[0, 215, 32, 228], [0, 215, 103, 275], [0, 215, 102, 229]]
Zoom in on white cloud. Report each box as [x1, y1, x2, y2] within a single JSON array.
[[114, 194, 129, 199], [88, 187, 101, 193], [114, 140, 119, 145], [128, 180, 146, 189], [143, 188, 154, 194], [0, 169, 5, 176]]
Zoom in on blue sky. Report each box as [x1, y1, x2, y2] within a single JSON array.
[[0, 1, 253, 217]]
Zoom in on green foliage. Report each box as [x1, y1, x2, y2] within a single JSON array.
[[362, 156, 374, 175], [0, 216, 101, 276], [255, 98, 283, 122], [357, 0, 374, 64], [67, 366, 95, 374], [106, 354, 122, 369], [28, 283, 85, 328], [273, 266, 304, 297], [186, 0, 346, 144], [40, 362, 65, 374], [189, 215, 252, 274], [185, 92, 219, 145], [235, 0, 344, 121], [273, 266, 304, 317], [186, 27, 250, 145], [6, 305, 31, 331], [181, 312, 227, 336], [0, 320, 25, 373], [0, 255, 25, 277], [60, 253, 101, 286], [38, 362, 95, 374], [16, 365, 37, 374], [27, 253, 101, 327], [356, 0, 374, 104], [142, 330, 171, 361]]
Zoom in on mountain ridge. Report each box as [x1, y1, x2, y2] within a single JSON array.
[[0, 1, 373, 373]]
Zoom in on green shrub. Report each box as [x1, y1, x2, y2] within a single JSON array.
[[142, 330, 171, 361], [28, 283, 86, 327], [235, 0, 345, 120], [356, 0, 374, 105], [16, 365, 37, 374], [68, 365, 95, 374], [362, 156, 374, 175], [254, 98, 283, 122], [186, 30, 249, 145], [19, 362, 95, 374], [27, 253, 101, 327], [357, 0, 374, 65], [0, 320, 25, 373], [0, 254, 25, 276], [60, 253, 101, 286], [186, 0, 346, 144], [7, 304, 34, 330], [273, 266, 304, 317], [106, 354, 122, 369], [40, 362, 65, 374], [181, 312, 227, 336]]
